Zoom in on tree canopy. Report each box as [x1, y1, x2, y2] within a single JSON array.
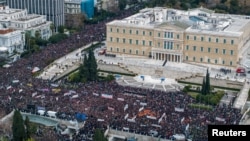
[[69, 48, 98, 83], [12, 110, 26, 141], [93, 128, 108, 141]]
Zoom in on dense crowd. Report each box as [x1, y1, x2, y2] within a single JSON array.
[[0, 5, 243, 141]]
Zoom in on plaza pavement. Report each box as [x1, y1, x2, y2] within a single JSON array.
[[37, 42, 250, 111]]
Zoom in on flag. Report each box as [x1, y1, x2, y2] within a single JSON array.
[[101, 94, 113, 99], [108, 106, 114, 111], [117, 98, 124, 101], [8, 96, 11, 101], [174, 107, 184, 112]]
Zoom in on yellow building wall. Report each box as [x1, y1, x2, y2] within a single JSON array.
[[106, 25, 154, 57], [184, 33, 239, 67]]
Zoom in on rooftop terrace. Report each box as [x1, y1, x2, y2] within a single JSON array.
[[107, 7, 250, 36]]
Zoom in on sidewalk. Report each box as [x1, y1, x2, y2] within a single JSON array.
[[234, 82, 250, 109]]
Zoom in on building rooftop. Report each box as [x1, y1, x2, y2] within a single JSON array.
[[0, 6, 22, 14], [0, 28, 14, 34], [64, 0, 81, 4], [107, 7, 250, 36], [16, 14, 43, 22]]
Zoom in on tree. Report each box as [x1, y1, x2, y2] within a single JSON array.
[[87, 49, 98, 81], [205, 68, 210, 94], [220, 0, 227, 3], [200, 69, 210, 95], [93, 128, 107, 141], [118, 0, 127, 10], [12, 110, 26, 141], [201, 77, 206, 95], [24, 116, 31, 140], [58, 26, 65, 34], [35, 30, 41, 39], [71, 49, 98, 83], [50, 23, 55, 34]]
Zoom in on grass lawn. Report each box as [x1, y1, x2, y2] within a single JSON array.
[[189, 103, 213, 110], [187, 92, 200, 99]]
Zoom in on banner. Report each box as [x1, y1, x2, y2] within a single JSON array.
[[147, 115, 157, 120], [139, 107, 144, 112], [140, 102, 147, 106], [124, 113, 129, 120], [215, 117, 225, 122], [117, 98, 124, 101], [123, 127, 129, 131], [152, 124, 162, 128], [158, 118, 162, 124], [97, 119, 104, 122], [101, 94, 113, 99], [108, 106, 114, 111], [19, 89, 23, 93], [175, 107, 184, 112], [127, 118, 136, 123], [32, 92, 37, 97], [93, 93, 99, 96], [71, 94, 79, 99], [64, 92, 71, 96], [124, 104, 128, 111]]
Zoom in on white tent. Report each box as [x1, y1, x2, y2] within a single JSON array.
[[32, 67, 40, 73]]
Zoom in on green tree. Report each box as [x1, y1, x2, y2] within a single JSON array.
[[87, 49, 98, 81], [24, 116, 31, 139], [58, 25, 65, 34], [205, 68, 210, 94], [50, 23, 55, 34], [48, 33, 68, 44], [35, 30, 41, 39], [220, 0, 227, 3], [12, 110, 26, 141], [201, 77, 206, 95], [93, 128, 107, 141], [118, 0, 127, 10]]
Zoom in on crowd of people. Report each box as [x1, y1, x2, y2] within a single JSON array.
[[0, 5, 244, 141]]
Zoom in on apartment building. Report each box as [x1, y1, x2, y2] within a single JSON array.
[[0, 6, 52, 40], [0, 27, 24, 55], [64, 0, 81, 14], [106, 7, 250, 67], [6, 0, 64, 32]]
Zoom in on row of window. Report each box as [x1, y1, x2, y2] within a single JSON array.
[[186, 45, 234, 55], [110, 28, 153, 36], [186, 35, 234, 45], [110, 28, 175, 39], [109, 28, 235, 45], [109, 37, 153, 46], [109, 47, 145, 55], [185, 56, 233, 66]]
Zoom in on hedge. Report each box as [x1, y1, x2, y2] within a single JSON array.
[[98, 70, 136, 76], [188, 103, 213, 111], [178, 80, 241, 91]]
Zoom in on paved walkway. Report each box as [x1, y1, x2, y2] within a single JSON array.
[[37, 42, 98, 81], [234, 82, 250, 109], [116, 75, 184, 92]]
